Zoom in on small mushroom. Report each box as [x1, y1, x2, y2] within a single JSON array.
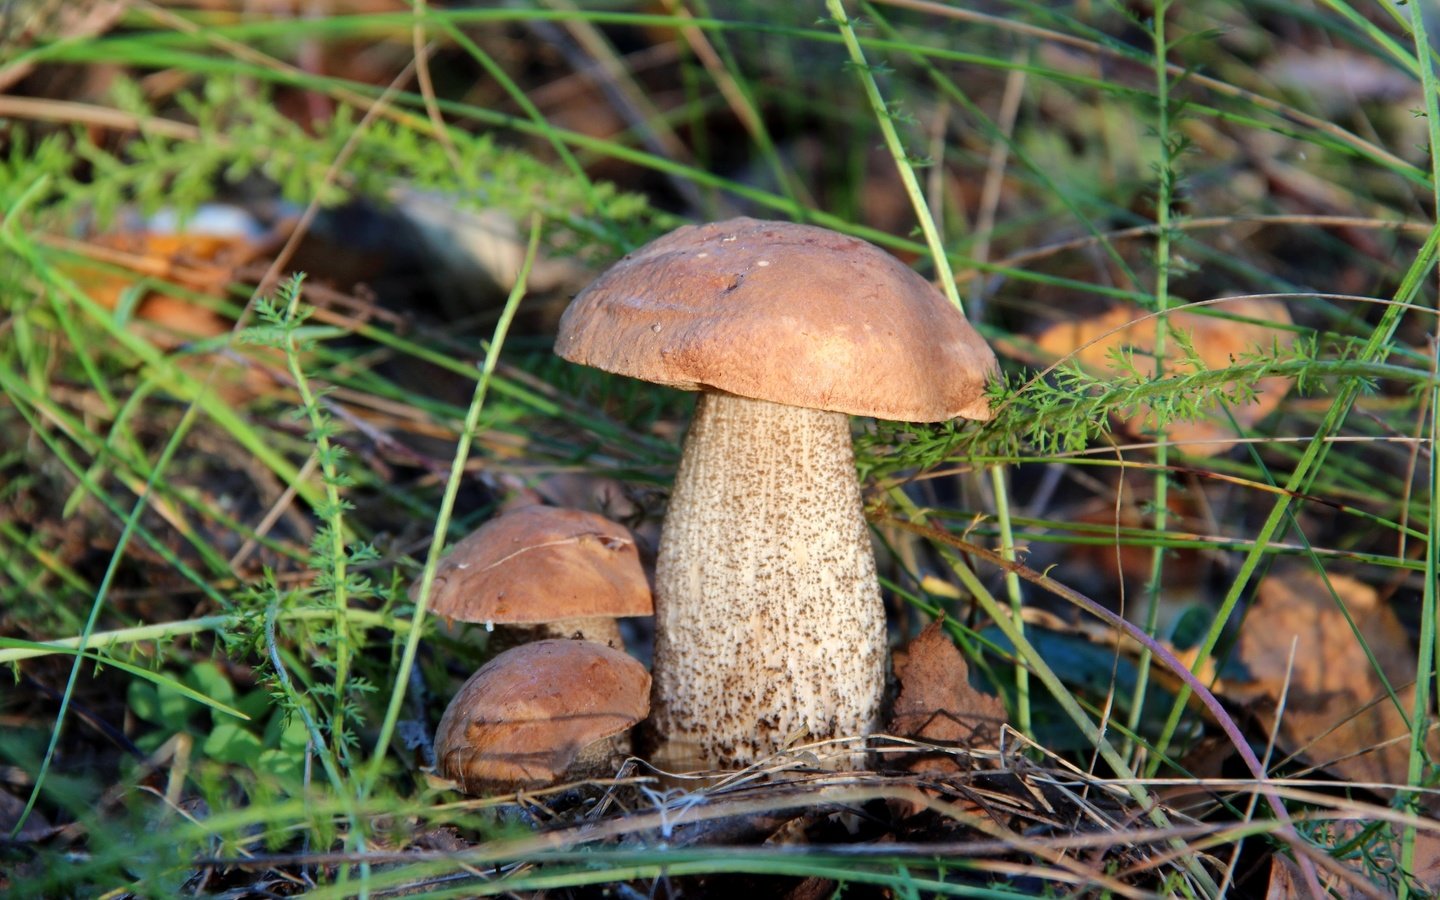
[[415, 505, 653, 648], [556, 218, 998, 769], [434, 639, 651, 793]]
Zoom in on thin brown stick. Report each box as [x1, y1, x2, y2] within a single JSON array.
[[0, 95, 202, 140]]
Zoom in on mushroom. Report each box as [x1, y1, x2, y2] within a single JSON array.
[[434, 639, 651, 793], [416, 505, 652, 649], [555, 218, 997, 769]]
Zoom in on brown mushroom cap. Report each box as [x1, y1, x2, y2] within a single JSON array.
[[418, 505, 652, 627], [556, 217, 998, 422], [434, 640, 652, 792]]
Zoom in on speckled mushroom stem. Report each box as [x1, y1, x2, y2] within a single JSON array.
[[649, 392, 886, 770]]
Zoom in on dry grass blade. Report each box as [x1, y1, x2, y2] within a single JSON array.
[[204, 736, 1233, 897]]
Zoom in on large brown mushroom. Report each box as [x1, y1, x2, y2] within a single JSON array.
[[434, 639, 651, 793], [416, 505, 652, 648], [556, 218, 997, 769]]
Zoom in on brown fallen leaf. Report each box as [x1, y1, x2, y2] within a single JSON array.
[[1228, 568, 1437, 796], [0, 789, 53, 843], [1032, 297, 1294, 455], [1066, 489, 1210, 621], [888, 619, 1009, 772], [57, 207, 280, 347], [63, 224, 262, 346], [1264, 819, 1440, 898], [53, 209, 303, 404]]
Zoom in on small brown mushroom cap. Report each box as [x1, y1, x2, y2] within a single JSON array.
[[417, 505, 653, 627], [434, 640, 652, 792], [556, 217, 998, 422]]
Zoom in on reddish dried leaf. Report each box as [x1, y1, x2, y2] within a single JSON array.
[[1230, 569, 1435, 793], [1067, 491, 1207, 609], [888, 619, 1008, 767], [64, 222, 269, 345], [1033, 298, 1293, 455], [1265, 821, 1440, 898], [1266, 853, 1323, 899]]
